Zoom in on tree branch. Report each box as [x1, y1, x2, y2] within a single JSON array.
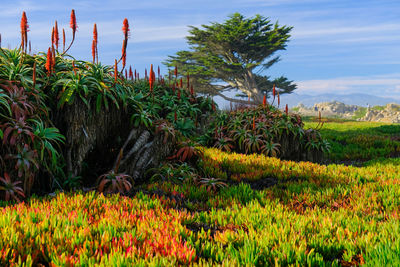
[[212, 89, 257, 105]]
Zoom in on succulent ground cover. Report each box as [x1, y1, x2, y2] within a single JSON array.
[[1, 146, 400, 265]]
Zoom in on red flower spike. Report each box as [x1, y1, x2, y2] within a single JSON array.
[[149, 64, 154, 92], [272, 84, 276, 98], [92, 23, 98, 63], [45, 48, 52, 75], [20, 11, 29, 51], [177, 90, 181, 100], [190, 85, 194, 96], [125, 69, 128, 79], [122, 18, 130, 39], [145, 69, 147, 80], [174, 111, 177, 122], [285, 104, 288, 115], [93, 23, 98, 45], [51, 27, 55, 47], [51, 45, 56, 72], [121, 39, 127, 68], [277, 92, 280, 106], [129, 66, 133, 80], [91, 39, 96, 63], [174, 66, 178, 77], [62, 29, 66, 51], [54, 21, 59, 50], [180, 78, 183, 88], [114, 59, 118, 82], [134, 69, 137, 81], [172, 84, 175, 93], [253, 116, 256, 131], [158, 66, 160, 79], [263, 94, 266, 107], [187, 73, 190, 89], [70, 9, 77, 38]]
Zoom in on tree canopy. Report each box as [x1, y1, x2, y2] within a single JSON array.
[[165, 13, 296, 105]]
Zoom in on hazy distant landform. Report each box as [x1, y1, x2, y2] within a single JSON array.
[[281, 93, 400, 108]]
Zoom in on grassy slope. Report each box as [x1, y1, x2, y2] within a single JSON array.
[[1, 121, 400, 266]]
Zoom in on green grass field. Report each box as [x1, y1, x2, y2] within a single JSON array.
[[1, 120, 400, 266]]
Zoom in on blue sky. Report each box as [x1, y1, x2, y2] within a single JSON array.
[[1, 0, 399, 100]]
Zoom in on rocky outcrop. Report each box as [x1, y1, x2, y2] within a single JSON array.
[[362, 104, 400, 123], [292, 101, 400, 123]]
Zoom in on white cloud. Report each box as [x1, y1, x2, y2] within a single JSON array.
[[297, 74, 400, 98]]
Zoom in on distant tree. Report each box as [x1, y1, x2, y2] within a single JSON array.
[[165, 13, 296, 105]]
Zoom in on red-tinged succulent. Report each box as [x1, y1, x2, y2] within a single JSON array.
[[198, 177, 228, 192], [97, 171, 133, 194], [0, 173, 25, 202], [155, 120, 176, 144], [214, 135, 234, 152], [169, 140, 202, 162]]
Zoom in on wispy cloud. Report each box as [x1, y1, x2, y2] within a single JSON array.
[[297, 73, 400, 98]]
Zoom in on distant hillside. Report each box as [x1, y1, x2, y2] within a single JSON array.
[[280, 93, 400, 108]]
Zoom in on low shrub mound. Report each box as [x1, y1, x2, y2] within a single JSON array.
[[199, 105, 330, 162]]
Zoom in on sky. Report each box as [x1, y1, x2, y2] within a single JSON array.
[[0, 0, 399, 102]]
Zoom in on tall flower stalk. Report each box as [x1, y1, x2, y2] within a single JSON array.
[[54, 21, 59, 50], [20, 11, 29, 52], [92, 23, 98, 63], [63, 9, 78, 55]]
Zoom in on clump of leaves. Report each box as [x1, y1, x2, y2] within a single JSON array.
[[196, 177, 228, 193], [0, 173, 25, 202], [97, 149, 133, 194]]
